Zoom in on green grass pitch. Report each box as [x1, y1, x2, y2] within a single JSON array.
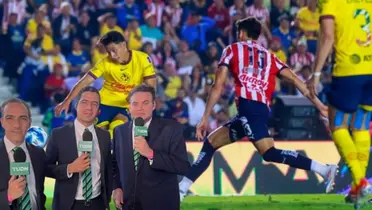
[[44, 194, 366, 210]]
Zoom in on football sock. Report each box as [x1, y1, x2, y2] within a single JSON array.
[[332, 128, 363, 186], [352, 130, 371, 177], [184, 138, 216, 183], [262, 147, 312, 171]]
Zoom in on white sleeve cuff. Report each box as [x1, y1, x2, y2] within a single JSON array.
[[67, 166, 73, 178]]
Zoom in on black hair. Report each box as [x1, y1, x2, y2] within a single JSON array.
[[76, 86, 101, 104], [236, 16, 262, 40], [99, 31, 126, 46], [127, 84, 156, 102], [1, 98, 31, 119]]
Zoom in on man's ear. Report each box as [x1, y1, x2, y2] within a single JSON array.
[[153, 101, 156, 111]]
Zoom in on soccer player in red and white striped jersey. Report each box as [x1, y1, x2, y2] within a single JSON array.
[[178, 17, 338, 200]]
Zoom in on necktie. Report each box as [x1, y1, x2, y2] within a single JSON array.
[[13, 147, 31, 210], [133, 148, 140, 171], [82, 129, 93, 201]]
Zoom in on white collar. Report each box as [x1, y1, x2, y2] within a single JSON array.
[[74, 119, 95, 131], [4, 136, 27, 155], [133, 118, 152, 128]]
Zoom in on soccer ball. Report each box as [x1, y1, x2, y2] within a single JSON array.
[[25, 126, 48, 148]]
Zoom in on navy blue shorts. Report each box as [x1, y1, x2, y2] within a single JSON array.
[[327, 75, 372, 113], [223, 98, 270, 142], [96, 104, 131, 125]]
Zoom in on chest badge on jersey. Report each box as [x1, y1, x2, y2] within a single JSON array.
[[121, 72, 130, 82]]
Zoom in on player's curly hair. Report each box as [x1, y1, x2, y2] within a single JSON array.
[[236, 16, 262, 40], [99, 31, 126, 46]]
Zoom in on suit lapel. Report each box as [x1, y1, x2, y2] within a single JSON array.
[[27, 143, 41, 209], [70, 124, 79, 159], [94, 127, 106, 170], [0, 140, 10, 179], [126, 122, 135, 172]]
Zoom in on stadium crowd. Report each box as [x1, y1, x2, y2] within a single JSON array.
[[0, 0, 368, 138]]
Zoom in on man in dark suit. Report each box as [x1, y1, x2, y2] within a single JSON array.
[[0, 98, 46, 210], [112, 84, 190, 210], [46, 87, 112, 210]]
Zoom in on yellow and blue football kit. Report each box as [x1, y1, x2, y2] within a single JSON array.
[[88, 50, 156, 135], [319, 0, 372, 187]]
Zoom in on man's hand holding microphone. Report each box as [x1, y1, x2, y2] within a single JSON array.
[[67, 130, 92, 175], [133, 117, 153, 158], [8, 147, 29, 203]]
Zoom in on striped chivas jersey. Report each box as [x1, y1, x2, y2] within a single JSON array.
[[219, 40, 288, 105]]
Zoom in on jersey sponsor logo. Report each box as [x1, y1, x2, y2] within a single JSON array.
[[350, 54, 361, 64], [239, 74, 268, 90], [110, 83, 136, 92], [364, 54, 372, 61]]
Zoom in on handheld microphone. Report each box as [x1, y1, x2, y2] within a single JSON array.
[[10, 148, 30, 177], [78, 129, 93, 154], [134, 117, 148, 137]]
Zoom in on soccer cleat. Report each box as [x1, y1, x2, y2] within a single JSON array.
[[351, 178, 371, 209], [324, 164, 339, 193]]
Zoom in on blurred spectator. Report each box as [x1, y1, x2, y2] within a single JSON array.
[[52, 1, 78, 55], [127, 17, 142, 50], [158, 40, 177, 69], [44, 62, 65, 98], [140, 13, 164, 45], [76, 11, 99, 50], [116, 0, 143, 29], [269, 36, 287, 64], [247, 0, 271, 40], [271, 14, 296, 52], [66, 38, 89, 77], [270, 0, 291, 28], [176, 40, 201, 68], [295, 0, 318, 53], [153, 96, 169, 118], [183, 89, 205, 128], [183, 65, 206, 96], [163, 63, 182, 99], [25, 8, 51, 35], [208, 108, 229, 132], [207, 0, 229, 31], [46, 44, 68, 76], [23, 24, 54, 68], [164, 0, 183, 29], [181, 12, 215, 51], [290, 39, 314, 72], [42, 91, 75, 135], [200, 42, 219, 66], [145, 0, 165, 27], [2, 0, 27, 26], [166, 88, 189, 125], [3, 12, 25, 81], [90, 36, 107, 64], [142, 42, 161, 67], [98, 13, 126, 37]]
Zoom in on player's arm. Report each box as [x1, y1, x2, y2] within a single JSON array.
[[143, 76, 157, 89], [63, 73, 95, 103], [201, 66, 229, 120], [313, 18, 334, 77], [143, 55, 157, 90], [280, 68, 327, 115]]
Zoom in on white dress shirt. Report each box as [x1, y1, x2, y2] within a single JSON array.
[[4, 137, 37, 210], [70, 120, 101, 200]]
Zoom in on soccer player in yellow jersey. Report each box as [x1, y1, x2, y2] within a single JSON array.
[[308, 0, 372, 205], [55, 31, 157, 136]]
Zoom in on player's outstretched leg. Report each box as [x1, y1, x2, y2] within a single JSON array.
[[328, 106, 368, 201], [344, 107, 372, 204], [252, 137, 338, 193], [108, 113, 130, 138], [179, 126, 234, 201]]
